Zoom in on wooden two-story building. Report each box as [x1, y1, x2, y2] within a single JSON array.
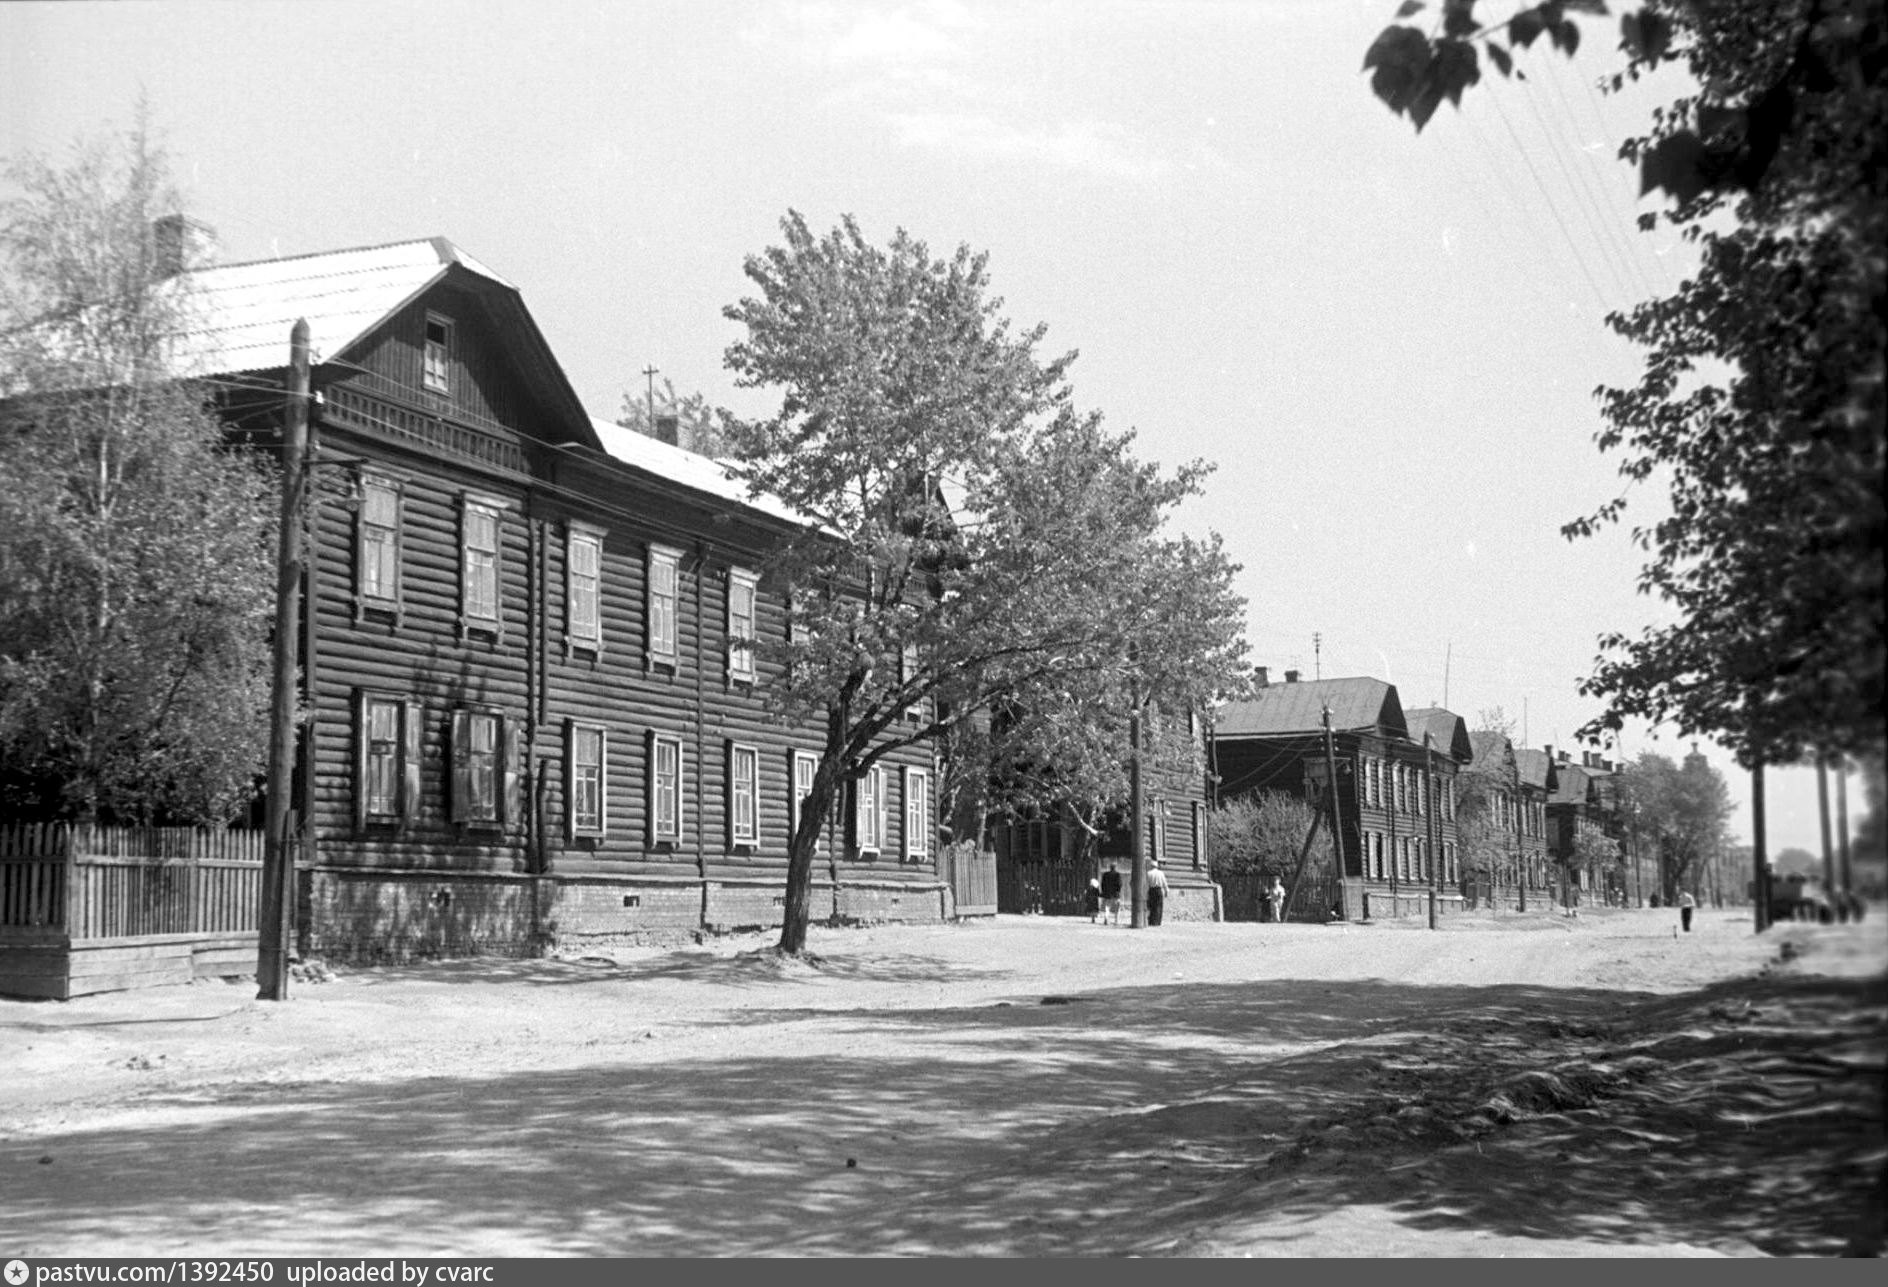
[[1213, 670, 1470, 919], [177, 233, 947, 960], [1464, 731, 1560, 906]]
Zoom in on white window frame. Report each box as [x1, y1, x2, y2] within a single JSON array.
[[647, 544, 681, 667], [855, 764, 885, 856], [728, 567, 758, 682], [902, 766, 930, 861], [650, 732, 684, 845], [423, 312, 452, 394], [791, 750, 822, 855], [357, 475, 401, 612], [460, 495, 503, 635], [728, 742, 760, 848], [566, 523, 604, 653], [568, 721, 607, 838]]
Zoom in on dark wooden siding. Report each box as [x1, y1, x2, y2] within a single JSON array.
[[343, 289, 537, 434]]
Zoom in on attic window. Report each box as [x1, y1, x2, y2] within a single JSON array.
[[423, 314, 452, 394]]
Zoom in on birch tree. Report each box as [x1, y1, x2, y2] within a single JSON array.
[[0, 120, 275, 825]]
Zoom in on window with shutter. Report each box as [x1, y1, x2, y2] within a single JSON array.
[[451, 708, 501, 826], [728, 743, 759, 847], [855, 765, 884, 855]]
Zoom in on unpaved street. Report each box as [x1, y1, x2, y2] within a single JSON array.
[[2, 906, 1882, 1257]]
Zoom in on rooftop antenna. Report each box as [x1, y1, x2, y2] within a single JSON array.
[[1314, 632, 1322, 680], [641, 364, 660, 426], [1443, 640, 1451, 708], [1523, 696, 1529, 746]]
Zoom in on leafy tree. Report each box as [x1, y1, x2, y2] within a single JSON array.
[[1366, 1, 1886, 771], [616, 375, 731, 456], [722, 212, 1248, 952], [0, 120, 276, 826], [1209, 791, 1335, 883], [1618, 748, 1733, 901]]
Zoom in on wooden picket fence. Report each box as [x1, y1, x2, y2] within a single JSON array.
[[0, 823, 264, 941]]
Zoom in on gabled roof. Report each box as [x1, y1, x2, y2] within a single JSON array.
[[163, 238, 506, 377], [1515, 747, 1558, 793], [1404, 707, 1474, 764], [163, 237, 598, 448], [1216, 677, 1405, 740]]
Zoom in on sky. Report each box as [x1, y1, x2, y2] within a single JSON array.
[[0, 0, 1869, 866]]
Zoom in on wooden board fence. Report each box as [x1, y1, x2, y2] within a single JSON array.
[[0, 823, 264, 941]]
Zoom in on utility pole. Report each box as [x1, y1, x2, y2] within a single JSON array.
[[258, 319, 309, 1002], [1753, 759, 1770, 933], [1313, 632, 1322, 681], [1425, 732, 1439, 930], [1818, 755, 1837, 910], [1129, 696, 1146, 929], [1836, 756, 1854, 906], [1321, 704, 1345, 920], [642, 364, 660, 426]]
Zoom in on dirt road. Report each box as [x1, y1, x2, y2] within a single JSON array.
[[2, 905, 1882, 1257]]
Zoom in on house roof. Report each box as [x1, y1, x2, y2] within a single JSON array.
[[1404, 707, 1474, 763], [1549, 760, 1599, 806], [162, 237, 598, 449], [1216, 677, 1405, 739], [163, 238, 508, 378], [585, 417, 812, 531], [1515, 747, 1559, 793]]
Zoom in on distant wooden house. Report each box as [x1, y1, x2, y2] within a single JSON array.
[[992, 705, 1218, 922], [1545, 749, 1625, 906], [1213, 670, 1469, 920], [168, 235, 950, 960], [1464, 732, 1560, 906]]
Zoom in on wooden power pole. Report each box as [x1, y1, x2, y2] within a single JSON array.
[[257, 319, 309, 1001]]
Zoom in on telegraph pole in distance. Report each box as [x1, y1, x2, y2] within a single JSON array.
[[258, 319, 310, 1002], [642, 364, 659, 425], [1321, 704, 1344, 920], [1425, 732, 1439, 929]]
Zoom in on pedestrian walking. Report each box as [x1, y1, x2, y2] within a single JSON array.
[[1269, 875, 1286, 923], [1100, 862, 1123, 925], [1679, 888, 1696, 934], [1083, 877, 1102, 923], [1147, 859, 1169, 926]]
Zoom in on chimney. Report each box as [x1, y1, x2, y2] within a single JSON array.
[[1254, 666, 1269, 688], [654, 414, 680, 447], [1284, 669, 1301, 683], [152, 214, 216, 278]]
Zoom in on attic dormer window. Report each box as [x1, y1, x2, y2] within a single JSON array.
[[423, 313, 452, 394]]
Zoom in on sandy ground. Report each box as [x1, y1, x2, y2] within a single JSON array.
[[1, 904, 1883, 1258]]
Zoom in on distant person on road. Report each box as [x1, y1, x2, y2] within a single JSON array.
[[1084, 877, 1102, 923], [1100, 862, 1123, 925], [1679, 888, 1696, 933], [1147, 859, 1169, 926], [1270, 876, 1287, 923]]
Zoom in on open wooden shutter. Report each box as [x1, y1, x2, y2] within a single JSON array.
[[401, 700, 423, 830], [352, 690, 370, 834], [449, 709, 472, 825], [501, 716, 523, 830], [565, 719, 578, 844]]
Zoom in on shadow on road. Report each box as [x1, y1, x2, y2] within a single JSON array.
[[3, 968, 1879, 1256]]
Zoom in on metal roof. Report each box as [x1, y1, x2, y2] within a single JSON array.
[[1215, 676, 1404, 739], [161, 238, 502, 377], [587, 417, 812, 530], [1403, 707, 1474, 763]]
